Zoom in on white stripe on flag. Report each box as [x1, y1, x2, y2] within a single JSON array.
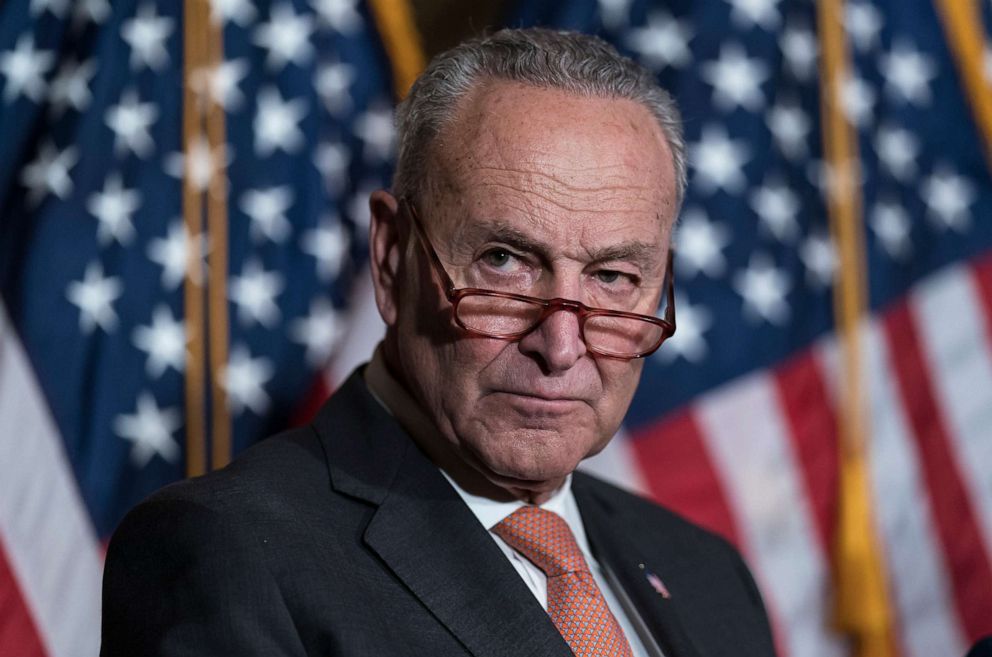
[[695, 372, 846, 657], [327, 265, 385, 387], [911, 264, 992, 562], [0, 304, 102, 657], [816, 324, 968, 657], [580, 428, 650, 496]]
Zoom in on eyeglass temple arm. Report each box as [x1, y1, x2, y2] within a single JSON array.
[[400, 198, 458, 295]]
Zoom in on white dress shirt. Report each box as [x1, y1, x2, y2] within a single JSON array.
[[363, 346, 661, 657]]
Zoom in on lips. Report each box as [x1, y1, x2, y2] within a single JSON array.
[[491, 390, 590, 413]]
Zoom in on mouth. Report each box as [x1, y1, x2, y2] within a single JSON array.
[[492, 390, 587, 414]]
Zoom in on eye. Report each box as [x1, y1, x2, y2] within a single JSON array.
[[596, 270, 622, 284], [595, 269, 639, 286], [481, 248, 515, 269]]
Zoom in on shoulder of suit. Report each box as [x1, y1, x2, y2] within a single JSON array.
[[572, 470, 740, 556], [115, 426, 327, 533]]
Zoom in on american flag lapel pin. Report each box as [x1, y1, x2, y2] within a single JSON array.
[[646, 572, 671, 599]]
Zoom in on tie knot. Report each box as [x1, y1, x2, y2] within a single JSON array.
[[493, 506, 589, 577]]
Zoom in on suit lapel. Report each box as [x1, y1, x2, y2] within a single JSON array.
[[573, 476, 706, 657], [313, 372, 572, 657]]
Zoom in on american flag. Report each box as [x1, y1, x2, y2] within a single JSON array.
[[2, 0, 992, 656], [0, 0, 402, 654], [503, 0, 992, 656]]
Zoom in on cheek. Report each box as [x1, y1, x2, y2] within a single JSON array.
[[594, 359, 643, 421]]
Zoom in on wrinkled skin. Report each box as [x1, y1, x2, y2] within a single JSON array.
[[369, 80, 678, 503]]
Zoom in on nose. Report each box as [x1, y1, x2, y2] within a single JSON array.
[[517, 307, 587, 373]]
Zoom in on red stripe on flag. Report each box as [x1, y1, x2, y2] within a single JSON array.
[[291, 374, 333, 427], [0, 542, 48, 657], [971, 254, 992, 345], [883, 301, 992, 642], [773, 351, 839, 554], [630, 409, 742, 548]]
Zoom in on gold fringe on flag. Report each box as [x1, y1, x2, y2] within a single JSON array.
[[816, 0, 897, 655], [933, 0, 992, 170], [367, 0, 427, 99]]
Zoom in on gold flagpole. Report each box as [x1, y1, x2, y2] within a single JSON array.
[[182, 0, 210, 478], [817, 0, 896, 655], [933, 0, 992, 170]]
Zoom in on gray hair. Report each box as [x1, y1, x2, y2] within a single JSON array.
[[392, 27, 687, 209]]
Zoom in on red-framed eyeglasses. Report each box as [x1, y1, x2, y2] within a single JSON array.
[[400, 199, 676, 360]]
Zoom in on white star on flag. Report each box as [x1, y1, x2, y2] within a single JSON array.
[[922, 166, 975, 232], [880, 41, 938, 106], [229, 259, 285, 327], [871, 200, 913, 260], [655, 290, 712, 363], [164, 137, 230, 191], [725, 0, 780, 31], [132, 305, 186, 378], [0, 35, 55, 104], [625, 12, 693, 70], [254, 87, 307, 156], [674, 208, 730, 279], [313, 0, 364, 34], [253, 2, 315, 70], [780, 24, 817, 80], [301, 215, 350, 281], [690, 125, 751, 195], [240, 186, 294, 243], [48, 58, 96, 116], [875, 124, 919, 181], [88, 174, 142, 246], [751, 178, 800, 242], [597, 0, 633, 30], [347, 181, 378, 229], [192, 59, 249, 112], [733, 254, 792, 325], [316, 61, 356, 117], [105, 89, 159, 159], [20, 141, 78, 205], [209, 0, 256, 26], [767, 98, 810, 160], [701, 43, 769, 112], [148, 220, 207, 290], [354, 106, 396, 162], [290, 298, 343, 367], [113, 393, 182, 468], [315, 140, 351, 193], [121, 3, 175, 71], [221, 345, 274, 416], [840, 75, 876, 127], [845, 1, 883, 52], [799, 233, 837, 289], [66, 262, 124, 334]]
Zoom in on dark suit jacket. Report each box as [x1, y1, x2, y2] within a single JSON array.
[[101, 371, 777, 657]]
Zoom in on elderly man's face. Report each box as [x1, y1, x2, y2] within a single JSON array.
[[371, 81, 678, 500]]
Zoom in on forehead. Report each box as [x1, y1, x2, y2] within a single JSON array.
[[424, 80, 678, 250]]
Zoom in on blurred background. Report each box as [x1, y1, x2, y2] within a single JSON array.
[[1, 0, 990, 655]]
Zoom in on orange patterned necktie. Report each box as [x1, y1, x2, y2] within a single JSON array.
[[493, 506, 634, 657]]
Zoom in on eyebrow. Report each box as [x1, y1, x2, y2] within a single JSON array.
[[455, 220, 665, 271]]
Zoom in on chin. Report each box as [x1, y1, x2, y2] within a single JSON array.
[[474, 427, 589, 486]]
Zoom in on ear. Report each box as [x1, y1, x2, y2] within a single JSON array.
[[368, 190, 403, 326]]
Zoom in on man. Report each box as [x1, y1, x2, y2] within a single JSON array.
[[102, 28, 776, 657]]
